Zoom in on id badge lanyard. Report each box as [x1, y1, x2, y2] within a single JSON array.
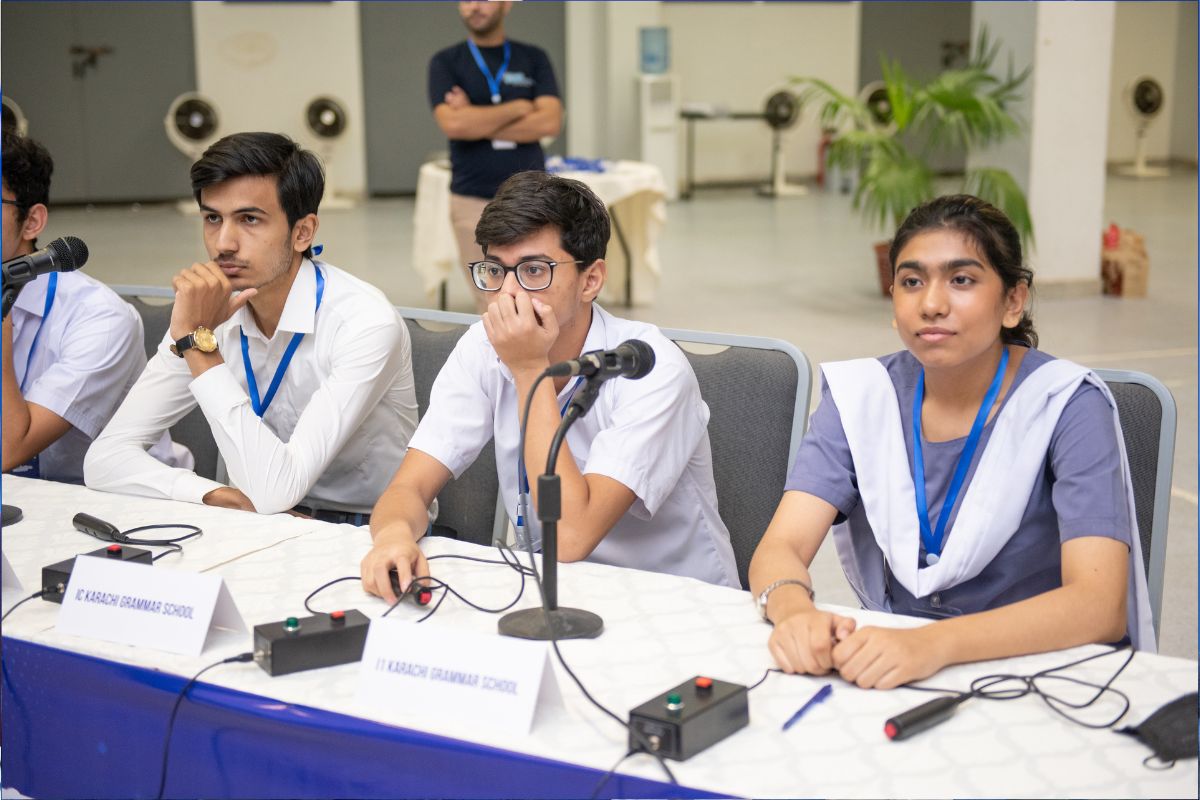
[[911, 347, 1008, 566], [240, 265, 325, 418], [516, 376, 584, 547], [8, 273, 58, 478], [467, 39, 511, 104]]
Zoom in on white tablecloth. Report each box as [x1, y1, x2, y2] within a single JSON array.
[[412, 160, 667, 306], [2, 475, 1196, 798]]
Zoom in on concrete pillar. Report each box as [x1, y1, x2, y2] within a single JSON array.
[[970, 2, 1116, 295]]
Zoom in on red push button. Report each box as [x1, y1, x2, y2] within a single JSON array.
[[884, 721, 898, 740], [330, 610, 345, 620], [695, 676, 714, 691], [415, 589, 433, 606], [106, 544, 122, 555]]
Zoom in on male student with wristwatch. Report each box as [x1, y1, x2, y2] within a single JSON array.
[[85, 132, 419, 525]]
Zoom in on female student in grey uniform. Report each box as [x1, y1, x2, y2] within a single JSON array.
[[750, 194, 1154, 689]]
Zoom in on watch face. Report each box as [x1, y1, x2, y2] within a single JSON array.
[[194, 327, 218, 352]]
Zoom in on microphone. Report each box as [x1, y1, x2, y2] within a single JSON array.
[[73, 512, 125, 543], [546, 339, 656, 381], [2, 236, 89, 289]]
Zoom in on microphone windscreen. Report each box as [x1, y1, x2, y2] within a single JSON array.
[[50, 236, 89, 272], [621, 339, 656, 379]]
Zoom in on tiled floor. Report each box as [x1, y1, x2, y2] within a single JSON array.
[[47, 170, 1197, 659]]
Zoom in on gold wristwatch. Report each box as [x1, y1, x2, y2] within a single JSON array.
[[170, 326, 219, 357]]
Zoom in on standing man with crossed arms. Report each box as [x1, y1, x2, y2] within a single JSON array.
[[429, 0, 563, 307]]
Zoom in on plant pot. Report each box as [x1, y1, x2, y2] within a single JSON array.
[[873, 240, 893, 297]]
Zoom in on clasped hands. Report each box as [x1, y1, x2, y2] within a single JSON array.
[[768, 608, 948, 690]]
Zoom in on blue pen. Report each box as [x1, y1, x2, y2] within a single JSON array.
[[781, 683, 833, 731]]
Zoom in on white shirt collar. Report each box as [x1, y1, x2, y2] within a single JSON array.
[[229, 258, 319, 341], [12, 272, 51, 316]]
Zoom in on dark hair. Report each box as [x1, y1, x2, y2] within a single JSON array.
[[2, 131, 53, 231], [190, 132, 324, 259], [889, 194, 1037, 348], [475, 171, 610, 267]]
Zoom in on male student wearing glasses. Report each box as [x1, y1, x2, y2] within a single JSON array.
[[362, 171, 738, 603]]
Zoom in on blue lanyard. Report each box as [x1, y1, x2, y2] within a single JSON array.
[[19, 273, 58, 393], [912, 347, 1009, 565], [516, 376, 585, 529], [467, 39, 510, 104], [240, 265, 325, 418]]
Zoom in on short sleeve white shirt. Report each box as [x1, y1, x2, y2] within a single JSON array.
[[85, 259, 419, 514], [407, 304, 739, 587], [10, 270, 168, 483]]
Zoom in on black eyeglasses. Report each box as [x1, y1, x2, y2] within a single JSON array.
[[0, 199, 18, 207], [466, 258, 585, 292]]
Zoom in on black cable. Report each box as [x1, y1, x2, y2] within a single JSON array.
[[303, 576, 361, 615], [121, 523, 202, 562], [590, 748, 637, 800], [74, 517, 203, 561], [1, 589, 48, 622], [969, 645, 1136, 729], [515, 370, 678, 788], [901, 645, 1136, 732], [157, 651, 253, 800], [303, 543, 534, 619], [747, 667, 783, 692]]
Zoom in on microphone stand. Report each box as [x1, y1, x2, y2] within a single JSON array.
[[499, 378, 604, 640]]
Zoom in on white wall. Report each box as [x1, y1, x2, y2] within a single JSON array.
[[192, 2, 368, 199], [565, 2, 860, 190], [966, 2, 1038, 196], [663, 2, 860, 184], [1169, 1, 1198, 163], [1106, 2, 1180, 164], [565, 2, 608, 159]]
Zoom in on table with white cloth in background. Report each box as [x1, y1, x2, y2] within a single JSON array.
[[412, 160, 667, 308], [1, 475, 1197, 799]]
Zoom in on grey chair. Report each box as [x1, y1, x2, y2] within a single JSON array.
[[111, 285, 223, 482], [398, 308, 812, 585], [397, 306, 507, 546], [660, 327, 812, 589], [1094, 368, 1176, 639]]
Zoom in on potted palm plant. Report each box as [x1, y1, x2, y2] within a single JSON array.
[[793, 30, 1033, 295]]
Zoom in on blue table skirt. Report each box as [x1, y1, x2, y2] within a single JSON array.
[[2, 637, 721, 799]]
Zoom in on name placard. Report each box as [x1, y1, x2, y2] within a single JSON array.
[[2, 551, 22, 594], [56, 556, 245, 656], [357, 619, 561, 735]]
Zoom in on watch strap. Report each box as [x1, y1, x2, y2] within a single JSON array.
[[170, 327, 217, 358], [757, 578, 815, 622], [170, 332, 196, 358]]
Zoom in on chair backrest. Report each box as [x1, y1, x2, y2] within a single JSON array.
[[112, 285, 223, 482], [660, 326, 812, 589], [397, 306, 506, 546], [1093, 368, 1176, 638]]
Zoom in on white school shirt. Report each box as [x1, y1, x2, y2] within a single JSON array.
[[85, 259, 419, 515], [10, 270, 187, 483], [407, 304, 739, 588]]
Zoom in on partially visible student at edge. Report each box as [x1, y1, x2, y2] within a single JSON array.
[[750, 194, 1154, 690]]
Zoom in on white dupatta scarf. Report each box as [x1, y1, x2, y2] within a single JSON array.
[[821, 356, 1156, 652]]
